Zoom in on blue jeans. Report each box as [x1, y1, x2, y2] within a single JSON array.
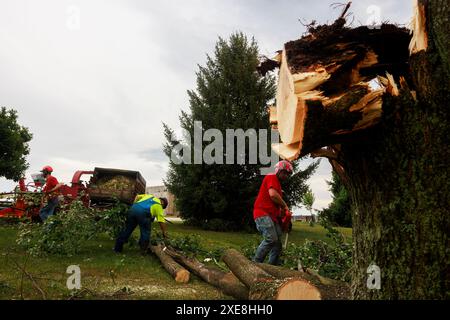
[[253, 215, 283, 265], [115, 208, 153, 251], [39, 197, 59, 221]]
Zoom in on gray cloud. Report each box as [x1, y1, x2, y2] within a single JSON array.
[[138, 147, 167, 162]]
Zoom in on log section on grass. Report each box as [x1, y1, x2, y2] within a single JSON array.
[[222, 249, 346, 300], [256, 263, 350, 300], [150, 244, 190, 283]]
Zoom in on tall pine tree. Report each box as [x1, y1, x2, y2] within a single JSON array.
[[163, 33, 317, 230]]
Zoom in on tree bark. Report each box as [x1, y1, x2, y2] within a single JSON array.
[[150, 245, 190, 283], [344, 0, 449, 300], [164, 247, 249, 300], [271, 1, 449, 299], [222, 249, 275, 285]]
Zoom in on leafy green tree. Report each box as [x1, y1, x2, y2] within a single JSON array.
[[0, 107, 32, 181], [302, 190, 315, 215], [283, 162, 318, 211], [319, 172, 352, 227], [163, 33, 317, 230]]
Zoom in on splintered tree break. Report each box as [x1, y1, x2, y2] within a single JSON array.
[[270, 22, 412, 160]]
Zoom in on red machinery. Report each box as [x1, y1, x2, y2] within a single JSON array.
[[0, 168, 146, 220], [0, 171, 94, 219]]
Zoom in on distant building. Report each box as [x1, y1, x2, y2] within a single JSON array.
[[292, 213, 316, 223], [146, 185, 179, 216]]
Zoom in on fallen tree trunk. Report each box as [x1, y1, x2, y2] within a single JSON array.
[[223, 249, 344, 300], [164, 247, 249, 300], [256, 263, 350, 300], [150, 244, 190, 283]]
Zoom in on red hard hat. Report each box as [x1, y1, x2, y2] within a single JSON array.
[[41, 166, 53, 173], [275, 160, 293, 175]]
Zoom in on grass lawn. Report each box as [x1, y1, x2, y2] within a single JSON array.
[[0, 220, 351, 300]]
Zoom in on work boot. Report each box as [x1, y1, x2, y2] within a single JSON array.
[[114, 240, 124, 253], [139, 240, 150, 255]]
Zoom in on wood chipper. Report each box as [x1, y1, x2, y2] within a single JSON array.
[[0, 167, 146, 220]]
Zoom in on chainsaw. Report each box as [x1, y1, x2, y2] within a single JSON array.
[[281, 209, 293, 249]]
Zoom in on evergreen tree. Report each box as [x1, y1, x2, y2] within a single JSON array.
[[320, 172, 352, 227], [163, 33, 317, 231]]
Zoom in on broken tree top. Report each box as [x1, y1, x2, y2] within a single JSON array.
[[268, 15, 412, 161]]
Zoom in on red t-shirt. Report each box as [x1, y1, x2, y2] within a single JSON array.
[[43, 176, 59, 193], [253, 174, 282, 222]]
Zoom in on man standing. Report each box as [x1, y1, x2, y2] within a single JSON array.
[[39, 166, 63, 221], [114, 194, 169, 254], [253, 160, 293, 265]]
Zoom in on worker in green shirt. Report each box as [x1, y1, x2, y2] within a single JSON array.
[[114, 194, 169, 254]]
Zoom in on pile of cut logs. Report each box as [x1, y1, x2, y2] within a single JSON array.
[[149, 244, 350, 300]]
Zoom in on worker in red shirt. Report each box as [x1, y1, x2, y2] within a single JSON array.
[[253, 160, 293, 265], [39, 166, 63, 221]]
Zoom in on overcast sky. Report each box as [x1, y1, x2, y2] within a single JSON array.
[[0, 0, 412, 211]]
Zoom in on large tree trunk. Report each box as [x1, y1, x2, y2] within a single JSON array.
[[163, 247, 249, 300], [347, 0, 449, 300], [270, 1, 449, 299]]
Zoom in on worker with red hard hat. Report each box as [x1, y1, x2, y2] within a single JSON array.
[[253, 160, 293, 265], [39, 166, 63, 221]]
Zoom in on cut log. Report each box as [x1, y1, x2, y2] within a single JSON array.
[[222, 249, 275, 285], [222, 249, 345, 300], [249, 278, 321, 300], [163, 247, 249, 300], [256, 263, 350, 300], [272, 23, 411, 160], [150, 244, 190, 283]]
